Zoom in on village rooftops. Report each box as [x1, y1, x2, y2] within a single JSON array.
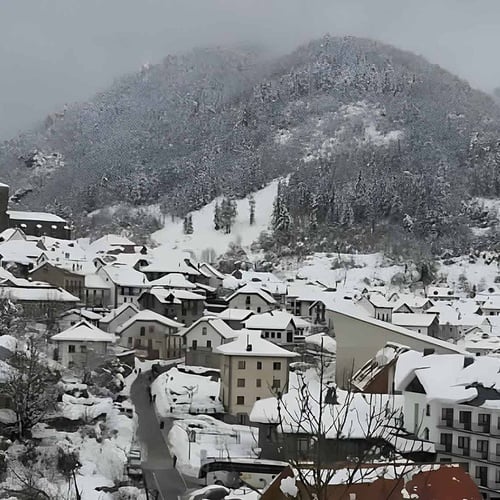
[[0, 285, 79, 302], [60, 309, 103, 321], [142, 287, 205, 304], [7, 210, 67, 223], [216, 331, 297, 357], [116, 309, 184, 333], [51, 321, 116, 343], [198, 262, 225, 280], [100, 264, 147, 287]]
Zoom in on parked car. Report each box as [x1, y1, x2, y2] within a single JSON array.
[[127, 448, 142, 477]]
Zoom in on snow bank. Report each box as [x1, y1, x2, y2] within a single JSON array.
[[0, 335, 19, 353], [153, 180, 279, 259], [151, 366, 223, 418]]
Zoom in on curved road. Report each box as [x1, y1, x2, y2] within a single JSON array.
[[130, 371, 197, 499]]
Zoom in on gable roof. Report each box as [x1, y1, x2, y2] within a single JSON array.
[[140, 287, 205, 304], [226, 284, 277, 305], [216, 331, 297, 357], [60, 309, 103, 321], [391, 313, 437, 328], [244, 310, 309, 331], [99, 303, 139, 324], [148, 272, 196, 289], [8, 210, 66, 223], [181, 316, 240, 340], [100, 264, 147, 287], [51, 320, 115, 342], [199, 262, 225, 280], [116, 309, 184, 333], [213, 308, 255, 322]]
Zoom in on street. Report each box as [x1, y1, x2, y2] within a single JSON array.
[[130, 371, 197, 499]]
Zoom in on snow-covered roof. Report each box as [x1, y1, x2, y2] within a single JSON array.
[[116, 309, 184, 333], [8, 210, 66, 223], [142, 287, 205, 304], [84, 273, 110, 289], [367, 294, 393, 309], [226, 284, 277, 304], [148, 272, 196, 289], [182, 316, 241, 340], [0, 227, 26, 242], [481, 296, 500, 310], [0, 285, 79, 302], [0, 239, 43, 264], [101, 264, 147, 287], [216, 331, 297, 357], [213, 308, 255, 322], [99, 303, 139, 324], [199, 262, 225, 280], [244, 310, 309, 331], [427, 285, 456, 298], [391, 313, 437, 328], [60, 308, 103, 321], [304, 333, 336, 353], [141, 250, 200, 275], [89, 235, 136, 255], [51, 320, 116, 343], [395, 349, 500, 406]]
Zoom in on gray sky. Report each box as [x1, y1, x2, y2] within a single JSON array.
[[1, 0, 499, 139]]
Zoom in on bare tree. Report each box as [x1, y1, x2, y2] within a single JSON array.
[[5, 339, 59, 438], [272, 348, 424, 500]]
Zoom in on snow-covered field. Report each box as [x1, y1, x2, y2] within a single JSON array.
[[152, 180, 279, 260], [151, 366, 224, 418]]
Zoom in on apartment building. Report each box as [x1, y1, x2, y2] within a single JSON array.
[[216, 332, 297, 423], [396, 349, 500, 499]]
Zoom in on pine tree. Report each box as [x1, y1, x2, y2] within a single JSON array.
[[214, 202, 222, 231], [249, 195, 256, 225], [271, 180, 291, 233], [183, 215, 193, 234], [220, 197, 238, 234]]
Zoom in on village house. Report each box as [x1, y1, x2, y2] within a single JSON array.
[[84, 273, 112, 307], [7, 210, 71, 239], [138, 287, 205, 326], [30, 261, 85, 300], [140, 251, 200, 282], [216, 332, 297, 423], [95, 263, 148, 308], [99, 302, 139, 333], [197, 262, 225, 289], [426, 285, 457, 301], [51, 320, 115, 369], [225, 284, 277, 314], [358, 293, 394, 322], [212, 308, 254, 330], [181, 316, 241, 368], [395, 350, 500, 498], [391, 312, 440, 337], [479, 296, 500, 316], [58, 308, 103, 331], [243, 310, 310, 345], [116, 309, 183, 359], [88, 234, 138, 255]]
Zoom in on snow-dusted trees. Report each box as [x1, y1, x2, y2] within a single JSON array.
[[271, 180, 291, 234], [5, 340, 59, 438], [217, 197, 237, 234], [0, 298, 24, 337], [183, 214, 193, 234], [249, 194, 256, 226]]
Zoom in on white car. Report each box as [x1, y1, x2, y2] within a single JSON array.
[[126, 448, 142, 477]]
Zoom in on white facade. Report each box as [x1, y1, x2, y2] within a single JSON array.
[[227, 292, 275, 314], [182, 317, 238, 351]]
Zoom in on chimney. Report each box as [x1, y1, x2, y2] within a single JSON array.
[[423, 348, 435, 357]]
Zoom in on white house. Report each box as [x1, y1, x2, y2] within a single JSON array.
[[116, 309, 184, 359], [51, 320, 115, 369], [181, 316, 240, 351], [225, 284, 277, 313], [391, 313, 440, 337], [244, 310, 310, 344], [395, 350, 500, 498], [358, 294, 394, 322], [480, 297, 500, 316], [99, 303, 139, 333], [59, 308, 103, 331], [426, 286, 457, 302], [96, 263, 148, 308], [212, 308, 254, 330]]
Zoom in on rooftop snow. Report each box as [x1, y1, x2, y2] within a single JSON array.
[[101, 264, 147, 287], [51, 320, 116, 342], [391, 313, 437, 328], [99, 303, 139, 324], [116, 309, 184, 332], [226, 284, 277, 304], [182, 316, 241, 340], [213, 308, 255, 322], [216, 331, 297, 357], [244, 310, 309, 330], [148, 272, 196, 289], [8, 210, 66, 223]]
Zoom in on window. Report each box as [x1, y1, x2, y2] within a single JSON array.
[[426, 404, 430, 417], [245, 296, 251, 305], [496, 443, 500, 457], [149, 325, 154, 333], [238, 361, 246, 369], [459, 410, 472, 430], [192, 340, 197, 350], [140, 327, 146, 337], [206, 340, 212, 348], [256, 379, 262, 387], [237, 378, 246, 387], [257, 361, 262, 370], [440, 433, 452, 452], [236, 396, 245, 405], [128, 337, 132, 345], [68, 345, 75, 353], [277, 332, 282, 339], [475, 466, 488, 487], [80, 345, 87, 353], [271, 332, 275, 339], [479, 413, 491, 432], [441, 407, 454, 426], [423, 428, 429, 440], [273, 362, 281, 371], [477, 439, 489, 459], [256, 397, 260, 401], [458, 436, 470, 456], [257, 307, 261, 313], [202, 327, 207, 336], [496, 469, 500, 484], [272, 379, 281, 389]]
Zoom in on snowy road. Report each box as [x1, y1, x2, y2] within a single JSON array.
[[130, 371, 197, 499]]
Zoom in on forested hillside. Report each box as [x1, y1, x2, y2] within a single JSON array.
[[1, 35, 500, 254]]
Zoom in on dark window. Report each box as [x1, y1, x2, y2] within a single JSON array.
[[140, 327, 146, 337], [192, 340, 197, 350], [206, 340, 212, 348], [475, 466, 488, 487], [80, 345, 87, 353], [459, 410, 472, 430], [236, 396, 245, 405], [128, 337, 132, 345], [478, 413, 491, 433], [68, 345, 75, 353], [257, 361, 262, 370], [272, 379, 281, 389], [257, 307, 261, 313], [458, 436, 470, 456], [273, 362, 281, 371], [238, 360, 246, 369], [477, 439, 489, 459], [441, 408, 454, 427], [426, 404, 431, 417], [149, 325, 154, 333], [245, 296, 251, 305], [237, 378, 245, 387], [256, 379, 262, 387], [496, 469, 500, 484], [202, 327, 207, 335], [440, 433, 452, 452]]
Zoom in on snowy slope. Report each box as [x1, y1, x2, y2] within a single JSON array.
[[152, 180, 279, 260]]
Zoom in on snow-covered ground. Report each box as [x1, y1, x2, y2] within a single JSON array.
[[152, 180, 279, 260], [167, 415, 259, 478], [151, 366, 223, 418]]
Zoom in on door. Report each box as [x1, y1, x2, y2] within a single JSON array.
[[287, 331, 293, 343]]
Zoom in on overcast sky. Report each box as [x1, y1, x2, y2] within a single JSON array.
[[1, 0, 499, 139]]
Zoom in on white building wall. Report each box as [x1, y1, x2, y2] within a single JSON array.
[[228, 294, 274, 313], [184, 322, 228, 350]]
